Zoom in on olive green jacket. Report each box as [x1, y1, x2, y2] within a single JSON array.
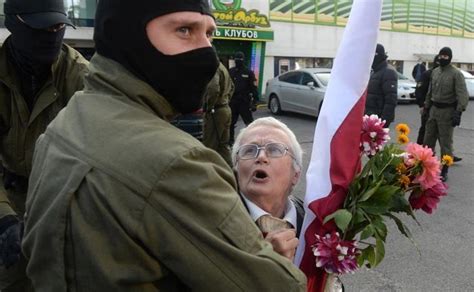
[[0, 40, 88, 217], [203, 63, 234, 166], [425, 64, 469, 112], [23, 54, 306, 291]]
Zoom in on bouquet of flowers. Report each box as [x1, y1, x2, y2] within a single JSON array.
[[313, 115, 451, 276]]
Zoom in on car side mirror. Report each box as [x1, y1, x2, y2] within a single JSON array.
[[307, 81, 315, 88]]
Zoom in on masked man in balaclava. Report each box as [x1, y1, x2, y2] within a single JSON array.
[[22, 1, 307, 290], [415, 55, 439, 144], [423, 47, 469, 181], [229, 51, 259, 145], [365, 43, 398, 127], [0, 0, 88, 290]]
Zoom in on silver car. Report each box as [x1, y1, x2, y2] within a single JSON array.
[[397, 72, 416, 103], [265, 68, 330, 117], [460, 70, 474, 100]]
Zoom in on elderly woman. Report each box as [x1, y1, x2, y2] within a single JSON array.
[[232, 117, 304, 261]]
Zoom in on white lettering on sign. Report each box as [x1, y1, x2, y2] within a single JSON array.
[[223, 29, 258, 39]]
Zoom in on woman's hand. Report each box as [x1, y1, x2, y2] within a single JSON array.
[[265, 229, 299, 261]]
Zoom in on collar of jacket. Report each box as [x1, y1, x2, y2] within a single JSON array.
[[85, 54, 179, 121], [0, 36, 68, 88], [373, 60, 388, 72], [439, 64, 454, 71]]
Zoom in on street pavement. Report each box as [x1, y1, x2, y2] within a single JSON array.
[[236, 100, 474, 291]]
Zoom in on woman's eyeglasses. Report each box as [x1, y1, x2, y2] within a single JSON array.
[[237, 142, 295, 160]]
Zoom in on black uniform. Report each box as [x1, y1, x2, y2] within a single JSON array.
[[415, 69, 433, 144], [229, 63, 258, 144]]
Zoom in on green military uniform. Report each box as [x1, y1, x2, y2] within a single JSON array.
[[0, 40, 88, 290], [423, 64, 469, 156], [203, 62, 234, 166], [23, 54, 307, 291]]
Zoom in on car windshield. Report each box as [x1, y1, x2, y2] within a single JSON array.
[[314, 72, 331, 86], [397, 72, 409, 80]]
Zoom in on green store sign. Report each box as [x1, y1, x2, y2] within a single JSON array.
[[212, 0, 270, 28], [212, 0, 242, 11], [213, 26, 274, 41]]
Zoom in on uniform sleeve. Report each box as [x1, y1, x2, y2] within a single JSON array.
[[65, 50, 89, 101], [0, 186, 16, 219], [454, 71, 469, 112], [139, 147, 306, 291], [381, 68, 398, 126], [424, 78, 433, 109], [220, 65, 234, 103]]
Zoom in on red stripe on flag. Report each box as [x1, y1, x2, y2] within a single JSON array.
[[300, 91, 367, 291]]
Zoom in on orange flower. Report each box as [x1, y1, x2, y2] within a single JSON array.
[[396, 163, 407, 174], [396, 123, 410, 135], [441, 155, 454, 167], [397, 134, 409, 145], [399, 175, 411, 188]]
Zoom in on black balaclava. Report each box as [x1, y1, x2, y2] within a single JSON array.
[[432, 55, 440, 69], [94, 0, 219, 114], [372, 43, 387, 69], [234, 51, 245, 69], [4, 14, 65, 75], [438, 47, 452, 67]]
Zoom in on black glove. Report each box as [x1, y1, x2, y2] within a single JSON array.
[[0, 216, 22, 269], [452, 110, 462, 127], [249, 96, 257, 112]]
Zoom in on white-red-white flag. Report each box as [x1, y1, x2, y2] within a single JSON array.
[[294, 0, 383, 290]]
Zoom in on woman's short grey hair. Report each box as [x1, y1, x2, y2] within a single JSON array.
[[231, 117, 303, 172]]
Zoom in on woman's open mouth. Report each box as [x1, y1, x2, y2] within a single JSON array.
[[252, 169, 269, 182]]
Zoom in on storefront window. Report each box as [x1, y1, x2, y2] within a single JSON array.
[[0, 0, 97, 27], [64, 0, 97, 27], [274, 56, 333, 76]]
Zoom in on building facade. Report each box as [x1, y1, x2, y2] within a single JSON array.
[[0, 0, 473, 95]]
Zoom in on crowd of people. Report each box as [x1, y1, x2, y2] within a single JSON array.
[[0, 0, 469, 291], [365, 43, 469, 181]]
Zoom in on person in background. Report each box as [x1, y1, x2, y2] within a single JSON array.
[[232, 117, 304, 261], [423, 47, 469, 181], [229, 51, 259, 145], [365, 43, 398, 127], [0, 0, 88, 290], [203, 62, 234, 166], [22, 1, 306, 290], [412, 61, 427, 83], [416, 55, 439, 144]]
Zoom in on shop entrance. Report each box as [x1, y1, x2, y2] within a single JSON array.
[[213, 40, 253, 70]]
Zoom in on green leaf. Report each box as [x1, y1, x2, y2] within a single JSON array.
[[374, 238, 386, 267], [357, 253, 365, 267], [389, 193, 412, 214], [359, 179, 384, 202], [385, 213, 413, 239], [352, 209, 365, 225], [372, 217, 388, 241], [323, 209, 352, 232], [359, 203, 389, 215], [366, 246, 376, 268], [360, 224, 375, 241]]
